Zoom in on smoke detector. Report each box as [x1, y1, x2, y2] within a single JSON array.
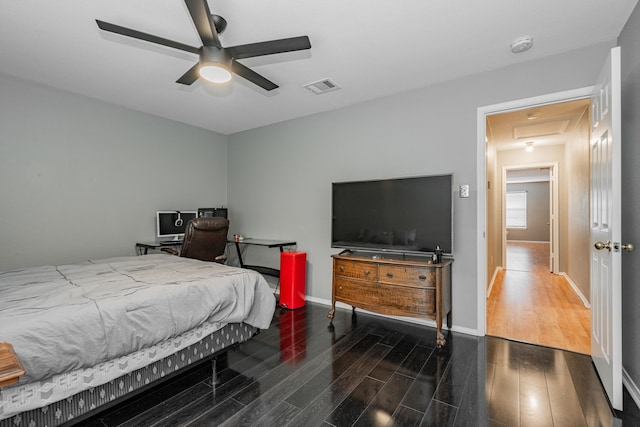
[[511, 36, 533, 54]]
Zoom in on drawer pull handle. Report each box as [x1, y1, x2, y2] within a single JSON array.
[[339, 266, 345, 272], [364, 270, 371, 275], [386, 272, 394, 278], [419, 275, 427, 281], [339, 286, 343, 290]]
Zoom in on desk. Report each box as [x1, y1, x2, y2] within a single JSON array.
[[136, 241, 182, 255], [230, 238, 296, 277]]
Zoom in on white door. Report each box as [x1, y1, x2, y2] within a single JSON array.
[[590, 46, 622, 410]]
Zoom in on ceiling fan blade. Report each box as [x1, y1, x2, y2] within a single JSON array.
[[96, 20, 200, 54], [227, 36, 311, 59], [184, 0, 221, 48], [231, 61, 278, 91], [176, 63, 201, 85]]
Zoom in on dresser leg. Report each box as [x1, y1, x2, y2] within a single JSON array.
[[436, 330, 446, 348], [436, 311, 446, 347], [328, 305, 335, 319]]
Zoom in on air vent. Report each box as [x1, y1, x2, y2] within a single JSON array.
[[304, 78, 340, 95]]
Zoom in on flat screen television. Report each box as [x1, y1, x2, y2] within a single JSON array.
[[156, 211, 197, 241], [332, 174, 453, 255]]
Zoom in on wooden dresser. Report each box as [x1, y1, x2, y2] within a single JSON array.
[[328, 253, 452, 347]]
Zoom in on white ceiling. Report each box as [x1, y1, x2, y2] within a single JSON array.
[[487, 98, 591, 152], [0, 0, 637, 135]]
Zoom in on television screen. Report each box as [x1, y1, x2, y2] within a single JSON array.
[[156, 211, 197, 240], [332, 174, 453, 255]]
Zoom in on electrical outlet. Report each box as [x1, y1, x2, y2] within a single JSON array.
[[459, 184, 470, 198]]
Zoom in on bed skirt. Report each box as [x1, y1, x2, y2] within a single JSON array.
[[0, 322, 258, 427]]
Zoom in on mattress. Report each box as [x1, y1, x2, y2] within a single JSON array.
[[0, 254, 276, 422], [0, 321, 258, 425]]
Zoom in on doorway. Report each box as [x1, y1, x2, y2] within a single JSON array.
[[483, 97, 592, 354], [503, 165, 556, 273]]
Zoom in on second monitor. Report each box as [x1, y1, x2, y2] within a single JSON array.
[[197, 207, 228, 219]]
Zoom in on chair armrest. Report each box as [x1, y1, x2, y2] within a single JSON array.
[[161, 247, 179, 256]]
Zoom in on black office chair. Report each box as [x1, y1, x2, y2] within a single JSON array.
[[161, 217, 229, 263]]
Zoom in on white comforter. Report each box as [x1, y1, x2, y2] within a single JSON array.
[[0, 254, 276, 383]]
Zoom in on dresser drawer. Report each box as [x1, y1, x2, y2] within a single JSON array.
[[381, 284, 436, 316], [334, 260, 377, 281], [378, 265, 436, 287], [334, 277, 380, 306]]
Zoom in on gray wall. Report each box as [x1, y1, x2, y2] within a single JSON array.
[[619, 1, 640, 398], [506, 181, 550, 242], [564, 107, 591, 304], [227, 42, 614, 332], [0, 74, 228, 270], [485, 135, 500, 287]]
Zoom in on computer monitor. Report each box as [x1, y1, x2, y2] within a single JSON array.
[[198, 207, 228, 219], [156, 211, 197, 241]]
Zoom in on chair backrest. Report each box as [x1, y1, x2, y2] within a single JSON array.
[[179, 217, 230, 263]]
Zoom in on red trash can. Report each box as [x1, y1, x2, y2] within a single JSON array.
[[279, 251, 306, 309]]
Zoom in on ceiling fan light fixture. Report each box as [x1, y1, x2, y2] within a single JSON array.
[[199, 63, 232, 83]]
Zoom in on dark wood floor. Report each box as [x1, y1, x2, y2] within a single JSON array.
[[82, 302, 640, 426]]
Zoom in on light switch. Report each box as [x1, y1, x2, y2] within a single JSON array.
[[459, 184, 470, 198]]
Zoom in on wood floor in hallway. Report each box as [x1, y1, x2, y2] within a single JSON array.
[[486, 241, 591, 354]]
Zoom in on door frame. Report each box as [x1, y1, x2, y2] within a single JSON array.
[[501, 163, 559, 273], [476, 87, 593, 336]]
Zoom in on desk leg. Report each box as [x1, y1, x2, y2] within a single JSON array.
[[234, 241, 245, 268]]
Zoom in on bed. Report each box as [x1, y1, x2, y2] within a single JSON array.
[[0, 254, 276, 426]]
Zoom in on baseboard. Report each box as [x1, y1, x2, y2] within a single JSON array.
[[623, 367, 640, 411], [486, 266, 503, 299], [558, 272, 591, 308], [305, 296, 480, 337]]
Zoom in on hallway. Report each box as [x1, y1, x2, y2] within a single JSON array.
[[486, 242, 591, 354]]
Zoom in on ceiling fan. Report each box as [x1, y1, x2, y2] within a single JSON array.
[[96, 0, 311, 91]]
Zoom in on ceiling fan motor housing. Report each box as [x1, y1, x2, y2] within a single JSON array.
[[211, 14, 227, 34], [201, 46, 232, 67]]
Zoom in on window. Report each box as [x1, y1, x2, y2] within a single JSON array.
[[506, 191, 527, 228]]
